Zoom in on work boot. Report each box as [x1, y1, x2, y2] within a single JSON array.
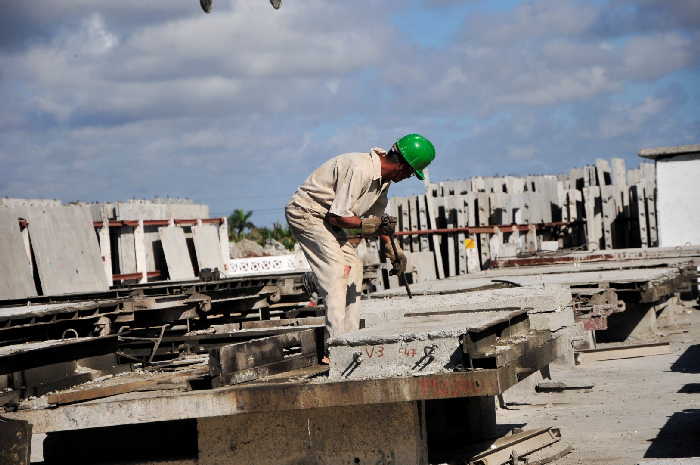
[[200, 0, 212, 13]]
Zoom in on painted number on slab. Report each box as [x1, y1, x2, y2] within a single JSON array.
[[399, 345, 417, 357], [364, 345, 384, 358]]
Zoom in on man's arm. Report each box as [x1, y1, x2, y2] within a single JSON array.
[[326, 214, 361, 229]]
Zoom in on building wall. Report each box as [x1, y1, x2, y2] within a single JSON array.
[[657, 154, 700, 247]]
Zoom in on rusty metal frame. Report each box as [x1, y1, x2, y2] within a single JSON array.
[[394, 221, 568, 237]]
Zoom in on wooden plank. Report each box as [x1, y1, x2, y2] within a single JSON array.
[[241, 317, 325, 329], [0, 210, 37, 299], [575, 342, 670, 364], [26, 205, 109, 295], [46, 375, 190, 406], [159, 225, 196, 281], [192, 223, 226, 272]]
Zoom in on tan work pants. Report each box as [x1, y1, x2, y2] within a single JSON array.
[[285, 206, 363, 341]]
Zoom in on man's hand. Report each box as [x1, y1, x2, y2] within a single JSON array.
[[385, 238, 407, 274], [361, 216, 382, 237], [378, 215, 397, 235]]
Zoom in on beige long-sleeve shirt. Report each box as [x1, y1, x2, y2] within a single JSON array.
[[287, 147, 391, 219]]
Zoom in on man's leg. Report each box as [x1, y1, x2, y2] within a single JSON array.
[[286, 209, 349, 340], [341, 242, 364, 333]]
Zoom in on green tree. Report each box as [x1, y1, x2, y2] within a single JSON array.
[[245, 222, 296, 250], [227, 209, 255, 240]]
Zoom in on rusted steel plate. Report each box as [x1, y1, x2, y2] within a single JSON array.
[[581, 315, 608, 331]]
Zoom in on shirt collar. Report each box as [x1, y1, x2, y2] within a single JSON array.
[[369, 147, 387, 182]]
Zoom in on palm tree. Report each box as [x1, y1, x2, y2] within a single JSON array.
[[227, 209, 255, 241]]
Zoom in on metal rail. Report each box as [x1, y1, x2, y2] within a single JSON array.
[[394, 221, 569, 236]]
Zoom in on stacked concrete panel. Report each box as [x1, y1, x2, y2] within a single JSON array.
[[0, 198, 219, 299], [383, 158, 658, 288]]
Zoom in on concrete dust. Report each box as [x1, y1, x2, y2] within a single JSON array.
[[495, 304, 700, 465]]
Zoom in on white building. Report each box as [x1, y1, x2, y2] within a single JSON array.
[[639, 144, 700, 247]]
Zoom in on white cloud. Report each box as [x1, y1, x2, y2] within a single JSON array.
[[0, 0, 698, 220], [507, 145, 537, 161], [598, 96, 670, 139]]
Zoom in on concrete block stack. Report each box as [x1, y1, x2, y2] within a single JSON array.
[[384, 158, 658, 285]]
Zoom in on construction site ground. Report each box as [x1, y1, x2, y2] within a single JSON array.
[[494, 302, 700, 465]]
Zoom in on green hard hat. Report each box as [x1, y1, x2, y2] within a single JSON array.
[[395, 133, 435, 181]]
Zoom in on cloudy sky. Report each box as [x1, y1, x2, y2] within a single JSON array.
[[1, 0, 698, 224]]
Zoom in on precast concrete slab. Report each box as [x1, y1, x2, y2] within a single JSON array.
[[362, 286, 572, 327], [0, 209, 37, 299], [374, 267, 680, 299], [26, 205, 109, 295], [192, 224, 225, 272], [159, 225, 196, 281], [198, 402, 427, 465], [329, 309, 527, 380]]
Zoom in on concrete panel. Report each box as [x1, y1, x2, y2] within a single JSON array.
[[0, 209, 37, 299], [329, 309, 523, 379], [159, 226, 195, 281], [118, 226, 137, 274], [197, 402, 426, 465], [192, 224, 225, 271], [406, 251, 437, 282], [26, 206, 108, 295]]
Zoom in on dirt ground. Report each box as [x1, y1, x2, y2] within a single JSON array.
[[496, 303, 700, 465]]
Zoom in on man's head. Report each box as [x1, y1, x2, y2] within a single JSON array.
[[380, 134, 436, 183]]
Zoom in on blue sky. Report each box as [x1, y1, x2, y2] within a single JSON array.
[[1, 0, 698, 225]]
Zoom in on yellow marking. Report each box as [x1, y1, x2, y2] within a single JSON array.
[[464, 239, 476, 249]]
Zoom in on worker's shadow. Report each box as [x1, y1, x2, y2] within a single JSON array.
[[670, 344, 700, 374], [644, 409, 700, 458]]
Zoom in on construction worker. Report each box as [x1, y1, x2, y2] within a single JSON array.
[[285, 134, 436, 360]]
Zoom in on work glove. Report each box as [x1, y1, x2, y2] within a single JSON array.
[[360, 216, 383, 237], [360, 215, 398, 237], [385, 240, 407, 275]]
